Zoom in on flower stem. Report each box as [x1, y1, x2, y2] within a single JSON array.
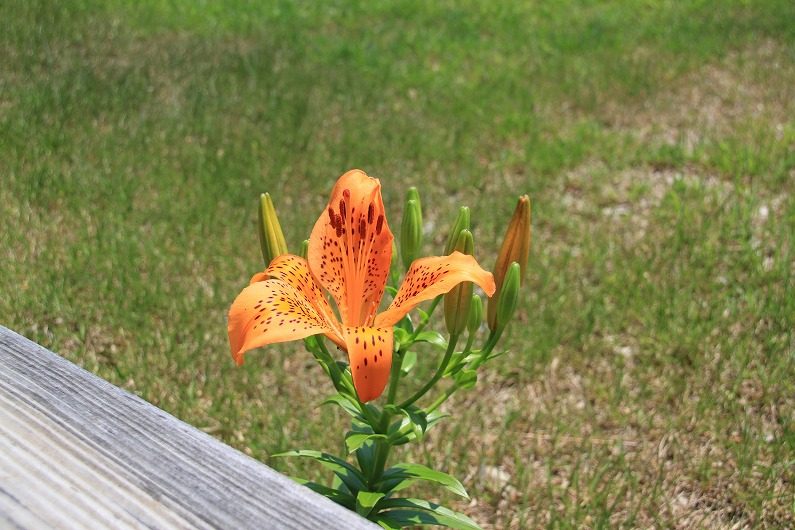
[[366, 346, 406, 487], [315, 336, 356, 395], [408, 295, 441, 340], [425, 329, 501, 413], [399, 333, 459, 409], [427, 383, 459, 413], [469, 329, 501, 370]]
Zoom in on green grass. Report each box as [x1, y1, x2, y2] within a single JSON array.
[[2, 0, 794, 527]]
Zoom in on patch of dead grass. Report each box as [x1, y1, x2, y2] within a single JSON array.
[[607, 39, 795, 146]]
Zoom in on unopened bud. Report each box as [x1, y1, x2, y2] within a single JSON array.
[[488, 195, 530, 329], [400, 197, 423, 270], [299, 239, 309, 259], [494, 262, 521, 334], [444, 206, 470, 255], [258, 192, 289, 266], [406, 186, 422, 220], [467, 294, 483, 336], [444, 230, 474, 336]]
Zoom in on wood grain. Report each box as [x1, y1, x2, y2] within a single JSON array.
[[0, 326, 377, 529]]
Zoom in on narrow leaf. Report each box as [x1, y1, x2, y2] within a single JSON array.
[[453, 369, 477, 390], [356, 490, 385, 517], [378, 498, 481, 530], [400, 350, 417, 374], [375, 508, 480, 530], [345, 432, 388, 453], [413, 330, 448, 350], [321, 393, 363, 419], [290, 477, 355, 509], [379, 463, 469, 498], [273, 450, 367, 492]]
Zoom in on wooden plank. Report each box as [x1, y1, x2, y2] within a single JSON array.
[[0, 326, 377, 529]]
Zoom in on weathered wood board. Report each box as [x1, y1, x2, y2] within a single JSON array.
[[0, 326, 377, 529]]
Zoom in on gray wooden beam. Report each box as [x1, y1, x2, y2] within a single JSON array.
[[0, 326, 377, 529]]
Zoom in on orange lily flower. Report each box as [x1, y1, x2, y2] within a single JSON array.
[[228, 170, 496, 402]]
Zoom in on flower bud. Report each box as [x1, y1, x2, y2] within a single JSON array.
[[406, 186, 422, 220], [444, 230, 474, 336], [257, 192, 288, 266], [487, 195, 530, 329], [467, 294, 483, 336], [299, 239, 309, 260], [444, 206, 470, 255], [400, 197, 423, 270], [494, 262, 521, 334]]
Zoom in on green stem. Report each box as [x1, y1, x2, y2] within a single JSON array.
[[315, 336, 354, 394], [366, 347, 405, 486], [408, 295, 441, 340], [469, 330, 501, 370], [427, 383, 459, 413], [463, 327, 477, 355], [399, 333, 459, 409], [385, 348, 404, 405], [426, 329, 501, 413]]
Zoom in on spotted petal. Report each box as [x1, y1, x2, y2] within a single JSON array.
[[375, 252, 496, 327], [228, 279, 333, 365], [308, 170, 393, 327], [343, 326, 394, 402]]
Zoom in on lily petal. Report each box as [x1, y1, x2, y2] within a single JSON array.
[[228, 279, 333, 365], [308, 169, 393, 327], [343, 326, 394, 402], [375, 251, 496, 327], [259, 254, 346, 347]]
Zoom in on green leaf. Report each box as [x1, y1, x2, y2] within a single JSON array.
[[453, 369, 477, 390], [485, 349, 509, 362], [386, 405, 429, 445], [377, 498, 481, 529], [416, 308, 429, 323], [355, 439, 377, 477], [290, 477, 355, 509], [374, 516, 404, 529], [443, 352, 465, 376], [330, 473, 351, 495], [400, 406, 428, 441], [345, 431, 388, 453], [378, 463, 469, 498], [413, 330, 448, 350], [426, 409, 450, 430], [356, 490, 385, 517], [321, 393, 363, 419], [273, 450, 367, 492], [396, 314, 413, 334], [394, 328, 410, 350], [400, 350, 417, 374], [385, 285, 398, 296]]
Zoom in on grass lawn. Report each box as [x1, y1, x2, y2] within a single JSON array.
[[2, 0, 794, 527]]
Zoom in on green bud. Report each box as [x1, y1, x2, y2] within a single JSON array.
[[444, 206, 470, 255], [406, 186, 422, 220], [494, 262, 521, 334], [400, 198, 423, 270], [444, 230, 474, 336], [466, 294, 483, 336], [257, 192, 288, 266], [299, 239, 309, 260]]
